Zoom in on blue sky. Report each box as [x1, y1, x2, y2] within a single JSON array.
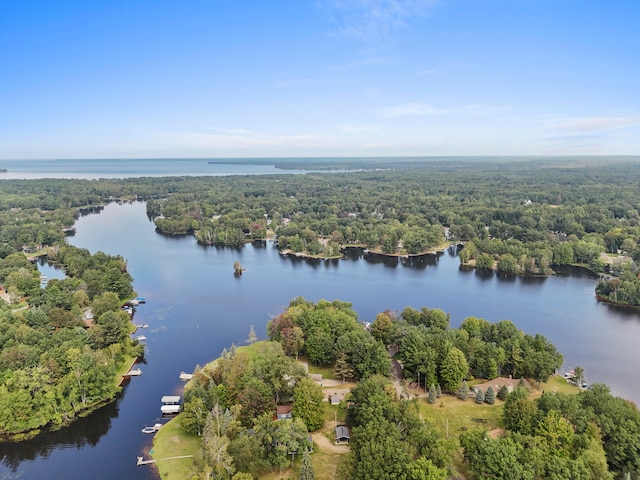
[[1, 0, 639, 159]]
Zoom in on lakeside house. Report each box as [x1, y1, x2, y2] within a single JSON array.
[[275, 404, 293, 420]]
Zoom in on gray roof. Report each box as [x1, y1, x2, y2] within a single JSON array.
[[335, 425, 350, 439]]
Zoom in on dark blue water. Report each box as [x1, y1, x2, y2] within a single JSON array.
[[2, 201, 640, 479]]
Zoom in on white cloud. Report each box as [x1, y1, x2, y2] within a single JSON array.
[[323, 0, 439, 42], [416, 68, 448, 76], [328, 56, 390, 70], [378, 102, 510, 117], [338, 122, 382, 133], [550, 116, 640, 133], [156, 128, 335, 150]]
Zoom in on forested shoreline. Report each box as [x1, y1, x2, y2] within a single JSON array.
[[1, 157, 640, 443], [158, 297, 640, 479]]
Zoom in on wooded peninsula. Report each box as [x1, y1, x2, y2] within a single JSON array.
[[1, 157, 640, 477]]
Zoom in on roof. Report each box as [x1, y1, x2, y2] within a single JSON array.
[[335, 425, 350, 439], [161, 395, 181, 404], [276, 405, 293, 415], [161, 405, 181, 413]]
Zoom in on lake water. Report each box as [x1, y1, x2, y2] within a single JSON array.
[[2, 200, 640, 479], [0, 158, 302, 179]]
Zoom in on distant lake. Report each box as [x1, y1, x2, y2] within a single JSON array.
[[0, 158, 307, 179], [2, 201, 640, 480]]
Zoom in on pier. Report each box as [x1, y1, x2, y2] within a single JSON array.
[[137, 455, 193, 466]]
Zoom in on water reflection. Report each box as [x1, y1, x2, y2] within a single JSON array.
[[363, 252, 399, 268], [400, 253, 441, 270], [0, 398, 119, 472], [496, 273, 517, 283], [474, 270, 494, 281], [520, 275, 548, 286]]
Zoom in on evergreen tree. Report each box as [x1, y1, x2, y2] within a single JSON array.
[[457, 380, 469, 400], [428, 384, 437, 404], [436, 384, 442, 398], [247, 324, 257, 348], [333, 352, 354, 382], [475, 388, 485, 404], [497, 385, 509, 401], [485, 386, 496, 405], [299, 451, 315, 480]]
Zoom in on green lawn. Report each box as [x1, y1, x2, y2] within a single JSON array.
[[151, 415, 200, 479]]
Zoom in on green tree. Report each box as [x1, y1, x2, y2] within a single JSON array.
[[299, 451, 315, 480], [485, 386, 496, 405], [439, 347, 468, 393], [292, 377, 325, 431], [475, 388, 485, 404], [246, 324, 257, 348], [334, 351, 355, 382], [497, 385, 509, 401], [457, 380, 469, 400], [503, 387, 536, 434], [476, 253, 494, 270], [428, 384, 437, 404]]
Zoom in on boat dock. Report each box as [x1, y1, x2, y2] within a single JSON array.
[[161, 395, 181, 415], [137, 455, 193, 466]]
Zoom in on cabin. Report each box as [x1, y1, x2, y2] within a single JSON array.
[[276, 404, 293, 420], [335, 425, 350, 444]]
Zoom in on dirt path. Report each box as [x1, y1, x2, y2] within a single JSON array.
[[312, 428, 350, 454]]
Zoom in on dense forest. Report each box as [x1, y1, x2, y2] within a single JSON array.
[[0, 245, 140, 439], [1, 157, 640, 443]]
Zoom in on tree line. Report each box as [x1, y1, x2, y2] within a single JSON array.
[[0, 246, 140, 438], [2, 159, 640, 304]]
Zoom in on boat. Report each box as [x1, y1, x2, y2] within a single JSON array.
[[136, 324, 149, 329], [126, 368, 142, 376], [135, 335, 147, 341], [136, 297, 146, 303], [141, 423, 163, 434], [179, 371, 194, 381]]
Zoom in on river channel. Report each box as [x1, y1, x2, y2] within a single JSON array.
[[2, 200, 640, 479]]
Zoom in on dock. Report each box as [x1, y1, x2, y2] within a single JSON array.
[[161, 395, 181, 415], [137, 455, 193, 466]]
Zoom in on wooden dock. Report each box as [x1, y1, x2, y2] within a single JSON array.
[[137, 455, 193, 466]]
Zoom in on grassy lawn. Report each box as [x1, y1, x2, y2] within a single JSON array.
[[306, 362, 338, 380], [152, 414, 200, 479], [419, 394, 505, 439]]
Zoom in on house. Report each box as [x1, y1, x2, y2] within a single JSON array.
[[335, 425, 350, 444], [276, 404, 293, 420]]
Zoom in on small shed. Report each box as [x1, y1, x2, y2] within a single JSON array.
[[329, 394, 340, 406], [276, 404, 293, 420], [335, 425, 350, 444]]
